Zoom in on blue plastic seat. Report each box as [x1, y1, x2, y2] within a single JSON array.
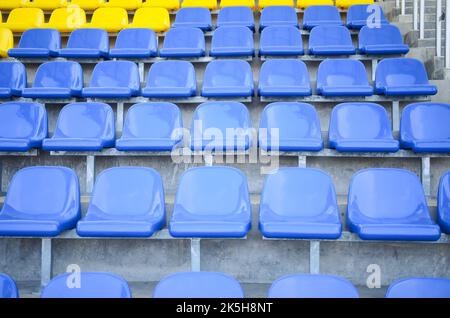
[[41, 272, 131, 298], [375, 58, 437, 96], [359, 24, 409, 55], [302, 5, 343, 30], [116, 102, 183, 151], [159, 27, 205, 58], [190, 102, 251, 151], [58, 28, 109, 58], [308, 25, 355, 55], [260, 168, 341, 239], [217, 6, 255, 30], [210, 26, 254, 57], [0, 274, 18, 298], [268, 274, 359, 298], [259, 102, 322, 151], [82, 61, 141, 98], [348, 168, 441, 241], [201, 60, 253, 97], [77, 167, 165, 237], [329, 103, 399, 152], [439, 171, 450, 234], [109, 28, 158, 59], [346, 4, 388, 29], [42, 102, 114, 151], [172, 7, 212, 31], [400, 103, 450, 153], [0, 61, 26, 98], [316, 59, 373, 96], [259, 26, 304, 56], [142, 61, 196, 98], [22, 61, 83, 99], [259, 59, 311, 97], [0, 102, 47, 152], [0, 166, 80, 237], [386, 278, 450, 298], [154, 272, 244, 298], [8, 28, 60, 58], [260, 6, 298, 29], [169, 166, 252, 238]]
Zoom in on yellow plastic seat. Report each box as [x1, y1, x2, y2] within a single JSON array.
[[83, 7, 128, 32], [125, 7, 170, 32], [70, 0, 105, 10], [41, 7, 86, 32], [297, 0, 334, 9], [258, 0, 294, 8], [0, 28, 13, 57], [142, 0, 180, 10], [102, 0, 142, 10], [335, 0, 374, 9], [0, 8, 44, 32], [181, 0, 217, 10], [0, 0, 27, 10], [220, 0, 255, 10], [23, 0, 67, 10]]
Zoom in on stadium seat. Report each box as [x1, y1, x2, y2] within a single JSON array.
[[210, 26, 254, 57], [190, 102, 251, 151], [308, 25, 355, 55], [220, 0, 255, 10], [70, 0, 105, 10], [202, 60, 253, 97], [83, 8, 128, 32], [386, 278, 450, 298], [329, 103, 399, 152], [258, 102, 323, 151], [316, 59, 373, 96], [8, 28, 60, 58], [0, 274, 18, 298], [159, 27, 205, 58], [169, 166, 252, 237], [0, 102, 47, 152], [154, 272, 244, 298], [77, 167, 165, 237], [336, 0, 374, 9], [0, 61, 26, 98], [400, 103, 450, 153], [260, 168, 341, 239], [126, 7, 170, 33], [41, 7, 86, 32], [347, 4, 388, 29], [143, 0, 180, 10], [438, 171, 450, 234], [268, 274, 359, 298], [216, 6, 255, 30], [297, 0, 334, 9], [359, 24, 409, 55], [142, 61, 196, 98], [109, 28, 158, 58], [42, 102, 115, 151], [41, 272, 131, 298], [58, 28, 109, 58], [375, 58, 438, 96], [302, 5, 342, 30], [82, 61, 140, 98], [0, 8, 44, 32], [348, 168, 441, 241], [0, 28, 12, 57], [181, 0, 217, 10], [22, 61, 83, 98], [0, 166, 80, 237], [0, 0, 27, 10], [116, 102, 183, 151], [259, 0, 294, 9], [173, 8, 212, 31], [102, 0, 142, 10], [260, 6, 298, 29], [259, 59, 311, 96], [23, 0, 67, 10], [259, 26, 303, 56]]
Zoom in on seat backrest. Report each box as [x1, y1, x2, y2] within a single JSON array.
[[70, 0, 105, 10], [220, 0, 255, 8], [260, 5, 298, 24], [115, 28, 157, 49], [260, 25, 302, 46], [0, 102, 47, 141], [144, 0, 180, 10], [41, 272, 131, 298], [317, 59, 369, 87], [203, 60, 253, 86], [91, 7, 128, 25], [66, 28, 108, 50], [6, 8, 45, 25], [303, 5, 341, 24], [347, 4, 387, 24], [163, 27, 204, 48], [309, 25, 352, 46], [386, 277, 450, 298], [212, 26, 253, 47], [0, 28, 13, 53], [89, 61, 140, 90], [259, 0, 294, 8], [17, 28, 61, 50], [0, 273, 18, 298], [47, 7, 86, 29], [375, 58, 430, 87], [154, 272, 243, 298], [0, 0, 28, 10], [359, 24, 404, 47], [175, 7, 211, 24], [217, 6, 254, 27], [24, 0, 68, 9], [260, 59, 310, 86], [132, 7, 170, 26], [103, 0, 142, 9], [181, 0, 217, 10], [0, 61, 27, 91], [146, 61, 196, 88], [32, 61, 83, 90]]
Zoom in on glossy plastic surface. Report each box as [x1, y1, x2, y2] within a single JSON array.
[[386, 278, 450, 298], [70, 0, 105, 10], [8, 28, 60, 58], [0, 274, 18, 298], [160, 27, 205, 58], [259, 0, 294, 8], [438, 171, 450, 234], [126, 7, 170, 32], [0, 28, 13, 57], [259, 26, 304, 56], [83, 8, 128, 32], [0, 0, 27, 10], [359, 24, 409, 55], [173, 7, 212, 31], [0, 62, 26, 98], [210, 26, 254, 57], [336, 0, 374, 9], [42, 7, 86, 32], [109, 28, 158, 58], [102, 0, 142, 10], [181, 0, 217, 10], [143, 0, 180, 10], [309, 25, 355, 55], [1, 8, 44, 32], [297, 0, 333, 9], [346, 4, 388, 29], [260, 6, 298, 29], [216, 6, 255, 30], [24, 0, 67, 10], [302, 5, 342, 30], [59, 28, 108, 58], [220, 0, 255, 9]]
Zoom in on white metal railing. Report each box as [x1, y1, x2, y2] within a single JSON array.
[[446, 0, 450, 68]]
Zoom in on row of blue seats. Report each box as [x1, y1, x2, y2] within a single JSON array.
[[7, 24, 409, 59], [2, 101, 450, 153], [0, 58, 437, 99], [2, 271, 450, 298], [0, 165, 449, 240]]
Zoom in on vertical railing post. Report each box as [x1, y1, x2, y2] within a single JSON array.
[[437, 0, 443, 57], [446, 0, 450, 68], [413, 0, 419, 30], [396, 0, 400, 9], [401, 0, 406, 15], [419, 0, 425, 39]]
